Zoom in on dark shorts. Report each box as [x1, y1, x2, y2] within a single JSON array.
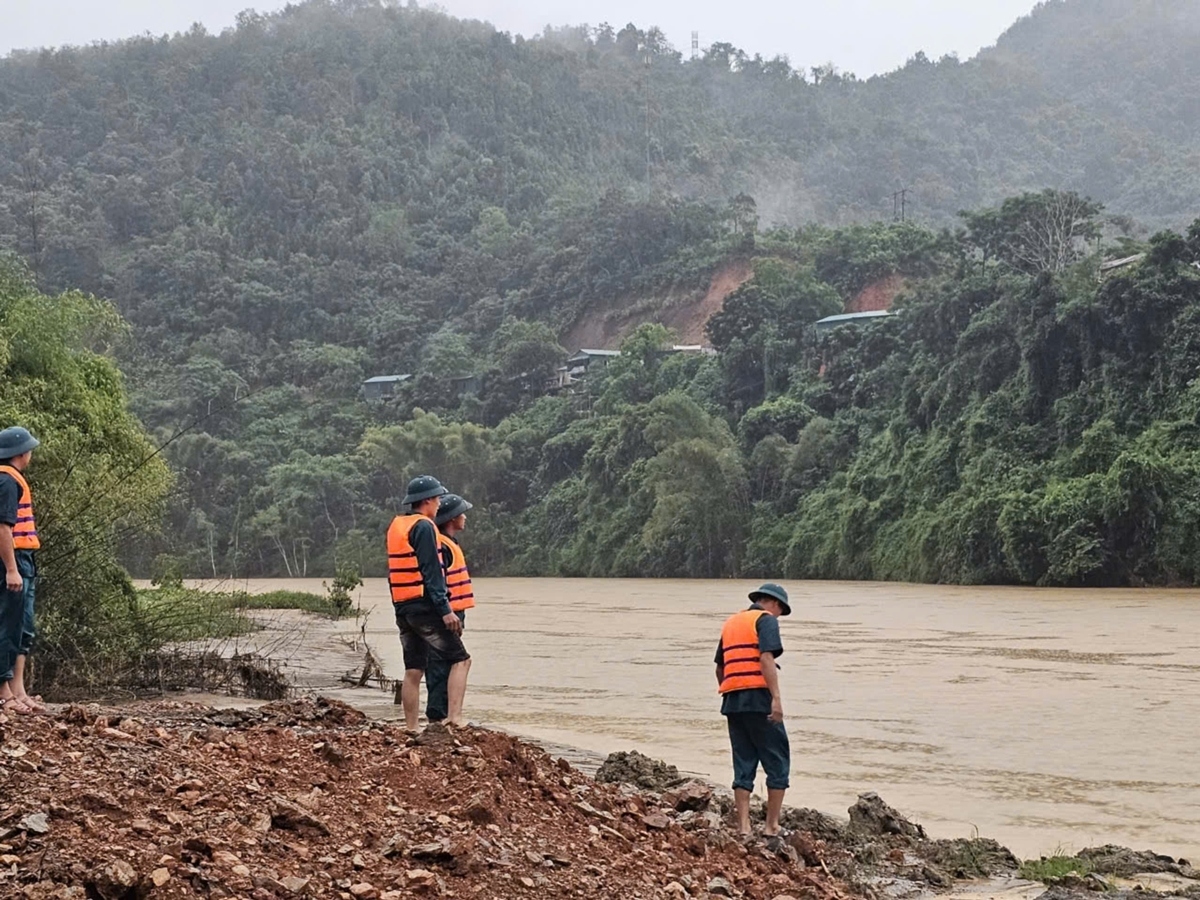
[[727, 712, 790, 792], [394, 603, 470, 672]]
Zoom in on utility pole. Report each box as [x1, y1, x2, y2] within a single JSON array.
[[892, 188, 909, 223], [643, 48, 652, 195]]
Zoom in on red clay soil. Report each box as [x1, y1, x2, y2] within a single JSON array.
[[845, 276, 905, 314], [561, 260, 754, 351], [662, 260, 754, 346], [0, 697, 854, 900]]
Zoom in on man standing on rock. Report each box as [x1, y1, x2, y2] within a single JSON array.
[[426, 493, 475, 724], [715, 583, 791, 836], [387, 475, 471, 730], [0, 427, 44, 716]]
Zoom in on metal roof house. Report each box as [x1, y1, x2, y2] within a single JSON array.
[[1099, 253, 1146, 279], [362, 374, 411, 403], [554, 349, 620, 388], [815, 310, 892, 333], [566, 348, 621, 368], [449, 373, 485, 396]]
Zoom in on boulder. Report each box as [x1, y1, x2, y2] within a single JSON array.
[[847, 792, 926, 840]]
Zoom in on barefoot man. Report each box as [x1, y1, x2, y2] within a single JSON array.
[[0, 427, 43, 716], [387, 475, 471, 729], [715, 583, 791, 836], [426, 493, 475, 724]]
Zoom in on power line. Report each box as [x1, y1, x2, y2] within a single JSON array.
[[892, 188, 909, 223]]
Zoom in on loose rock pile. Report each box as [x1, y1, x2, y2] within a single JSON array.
[[0, 698, 855, 900], [6, 697, 1195, 900]]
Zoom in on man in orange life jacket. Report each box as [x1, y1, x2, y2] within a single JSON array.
[[715, 583, 791, 836], [387, 475, 471, 730], [426, 493, 474, 723], [0, 427, 43, 716]]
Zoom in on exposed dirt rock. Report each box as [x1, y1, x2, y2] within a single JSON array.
[[1078, 845, 1196, 877], [596, 749, 688, 791], [6, 700, 1195, 900], [0, 699, 856, 900], [592, 752, 1023, 897], [848, 793, 927, 840], [779, 808, 847, 844], [560, 259, 753, 351], [918, 838, 1020, 879], [663, 781, 715, 812], [846, 275, 905, 313], [1037, 883, 1200, 900]]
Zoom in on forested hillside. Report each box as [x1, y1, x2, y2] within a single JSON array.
[[1, 0, 1199, 585]]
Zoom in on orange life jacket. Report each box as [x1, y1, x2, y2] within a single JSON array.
[[718, 609, 768, 694], [438, 532, 475, 612], [386, 514, 433, 604], [0, 466, 40, 551]]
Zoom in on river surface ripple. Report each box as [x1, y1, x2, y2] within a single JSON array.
[[231, 577, 1200, 860]]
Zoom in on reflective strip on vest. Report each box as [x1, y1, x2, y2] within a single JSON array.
[[387, 514, 431, 603], [718, 609, 768, 694], [0, 466, 40, 551], [438, 532, 475, 612]]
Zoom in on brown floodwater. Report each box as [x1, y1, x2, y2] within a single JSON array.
[[224, 577, 1200, 860]]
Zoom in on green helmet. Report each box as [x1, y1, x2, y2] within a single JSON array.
[[402, 475, 448, 506], [436, 494, 474, 526], [749, 582, 792, 616], [0, 426, 39, 459]]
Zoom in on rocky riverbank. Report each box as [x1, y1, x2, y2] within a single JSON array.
[[3, 696, 1199, 900]]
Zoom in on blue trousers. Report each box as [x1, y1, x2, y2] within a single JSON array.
[[727, 713, 791, 792], [425, 611, 466, 721], [1, 574, 35, 682]]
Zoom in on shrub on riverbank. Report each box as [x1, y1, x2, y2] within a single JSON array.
[[235, 587, 347, 616], [1019, 855, 1094, 882]]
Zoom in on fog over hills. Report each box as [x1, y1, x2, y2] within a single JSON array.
[[1, 0, 1199, 585]]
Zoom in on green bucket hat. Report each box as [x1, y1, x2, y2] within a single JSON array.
[[749, 582, 791, 616], [402, 474, 448, 506], [0, 427, 39, 459], [436, 494, 474, 526]]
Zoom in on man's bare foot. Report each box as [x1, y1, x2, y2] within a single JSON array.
[[0, 696, 34, 715]]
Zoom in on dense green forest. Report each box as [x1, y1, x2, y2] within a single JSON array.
[[1, 0, 1199, 585]]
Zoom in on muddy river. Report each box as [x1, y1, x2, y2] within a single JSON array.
[[223, 577, 1200, 860]]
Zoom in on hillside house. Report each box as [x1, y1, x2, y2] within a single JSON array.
[[362, 374, 410, 403], [449, 373, 485, 396], [554, 349, 620, 388], [1099, 253, 1145, 280], [815, 310, 892, 334]]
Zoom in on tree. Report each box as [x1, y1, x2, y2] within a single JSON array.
[[961, 190, 1104, 275], [0, 260, 171, 686], [728, 193, 758, 249]]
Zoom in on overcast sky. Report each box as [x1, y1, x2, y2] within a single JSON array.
[[3, 0, 1040, 77]]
